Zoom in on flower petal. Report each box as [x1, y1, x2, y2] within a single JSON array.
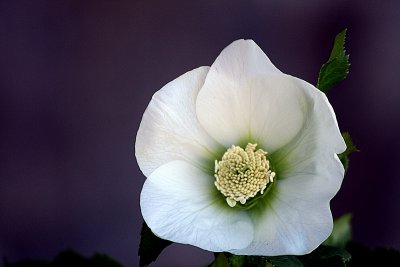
[[196, 40, 304, 151], [272, 76, 346, 178], [140, 160, 254, 252], [135, 66, 223, 177], [234, 173, 336, 255], [233, 78, 346, 256], [235, 159, 343, 255]]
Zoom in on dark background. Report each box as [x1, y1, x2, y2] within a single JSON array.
[[1, 1, 399, 266]]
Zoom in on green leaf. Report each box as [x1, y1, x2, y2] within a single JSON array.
[[227, 254, 247, 267], [138, 222, 172, 267], [338, 132, 358, 171], [211, 247, 351, 267], [209, 254, 266, 267], [317, 29, 350, 93], [328, 29, 347, 62], [324, 213, 352, 248], [209, 253, 303, 267], [208, 253, 230, 267], [298, 245, 351, 267], [266, 255, 304, 267]]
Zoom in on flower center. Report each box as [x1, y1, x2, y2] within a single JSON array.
[[214, 143, 276, 208]]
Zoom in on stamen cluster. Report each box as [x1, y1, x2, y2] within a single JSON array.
[[214, 143, 275, 207]]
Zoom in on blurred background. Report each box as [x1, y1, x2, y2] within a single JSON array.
[[1, 0, 399, 266]]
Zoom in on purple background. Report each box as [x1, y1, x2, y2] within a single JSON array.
[[1, 1, 399, 266]]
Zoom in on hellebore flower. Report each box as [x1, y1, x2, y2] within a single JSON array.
[[135, 40, 346, 256]]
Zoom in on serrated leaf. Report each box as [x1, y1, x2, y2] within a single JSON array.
[[324, 213, 352, 248], [266, 255, 304, 267], [138, 222, 172, 267], [338, 132, 358, 171], [328, 29, 347, 61], [317, 29, 350, 93]]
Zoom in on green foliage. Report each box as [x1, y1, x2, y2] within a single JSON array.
[[4, 250, 123, 267], [324, 213, 352, 248], [299, 246, 351, 267], [210, 242, 400, 267], [208, 253, 230, 267], [138, 222, 172, 267], [208, 254, 268, 267], [207, 213, 400, 266], [209, 254, 270, 267], [226, 254, 302, 267], [210, 247, 350, 267], [338, 132, 358, 171], [227, 254, 247, 267], [317, 29, 350, 93], [266, 255, 303, 267]]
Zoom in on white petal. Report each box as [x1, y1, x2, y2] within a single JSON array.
[[135, 66, 223, 177], [140, 160, 254, 252], [196, 40, 304, 151], [233, 175, 335, 255], [236, 160, 342, 256], [233, 78, 346, 256], [272, 76, 346, 178]]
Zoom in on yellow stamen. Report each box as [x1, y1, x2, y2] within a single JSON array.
[[214, 143, 275, 207]]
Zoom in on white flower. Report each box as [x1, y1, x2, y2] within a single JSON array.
[[135, 40, 346, 256]]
